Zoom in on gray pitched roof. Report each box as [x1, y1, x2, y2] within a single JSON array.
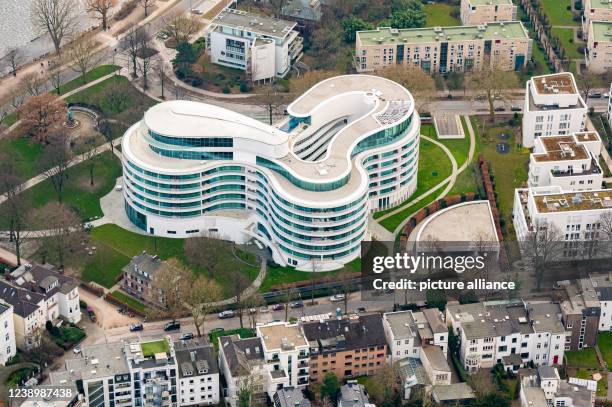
[[302, 314, 387, 352], [219, 335, 264, 376], [274, 387, 311, 407], [122, 253, 163, 280], [0, 280, 43, 317], [174, 338, 219, 379]]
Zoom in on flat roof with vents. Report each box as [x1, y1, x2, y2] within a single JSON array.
[[533, 135, 590, 162], [591, 21, 612, 42], [589, 0, 612, 9], [258, 322, 308, 351], [534, 189, 612, 213], [357, 21, 528, 46], [532, 73, 577, 95], [214, 9, 297, 39]]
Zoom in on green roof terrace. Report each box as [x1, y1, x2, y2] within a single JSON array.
[[591, 21, 612, 42], [357, 21, 529, 46]]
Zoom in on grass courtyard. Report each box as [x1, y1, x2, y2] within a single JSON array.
[[598, 332, 612, 368], [0, 137, 44, 180], [574, 369, 607, 397], [82, 224, 260, 295], [551, 27, 583, 60], [470, 116, 529, 227], [423, 3, 460, 27], [565, 347, 599, 369], [541, 0, 576, 26]]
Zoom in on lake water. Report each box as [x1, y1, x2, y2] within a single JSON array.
[[0, 0, 37, 57]]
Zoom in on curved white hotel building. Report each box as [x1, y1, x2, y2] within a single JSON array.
[[121, 75, 420, 270]]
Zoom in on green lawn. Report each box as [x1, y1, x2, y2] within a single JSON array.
[[598, 332, 612, 368], [373, 136, 453, 232], [57, 65, 120, 95], [1, 112, 19, 127], [565, 347, 600, 369], [449, 116, 482, 196], [531, 44, 552, 75], [541, 0, 576, 26], [66, 75, 157, 124], [11, 151, 122, 222], [111, 290, 148, 313], [87, 224, 259, 295], [551, 27, 583, 59], [0, 137, 44, 179], [260, 266, 359, 293], [209, 328, 255, 351], [141, 339, 169, 357], [470, 117, 528, 222], [379, 183, 447, 232], [424, 3, 460, 27]]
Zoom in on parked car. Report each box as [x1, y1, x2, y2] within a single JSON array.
[[180, 333, 194, 340], [494, 106, 505, 112], [330, 294, 345, 302], [164, 320, 181, 331], [210, 327, 225, 334], [272, 304, 284, 311], [356, 307, 367, 313], [86, 306, 97, 322], [510, 105, 521, 112], [249, 308, 258, 315], [218, 310, 235, 319], [290, 301, 304, 309], [589, 91, 602, 98], [130, 323, 144, 332], [73, 346, 81, 354], [259, 306, 270, 313]]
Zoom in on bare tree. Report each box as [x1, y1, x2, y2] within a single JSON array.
[[49, 67, 64, 95], [98, 77, 132, 112], [378, 65, 437, 113], [281, 287, 298, 322], [268, 0, 288, 17], [121, 26, 150, 78], [244, 293, 265, 329], [155, 57, 168, 99], [139, 0, 155, 17], [74, 133, 103, 186], [2, 48, 23, 77], [164, 14, 204, 45], [97, 116, 115, 151], [521, 220, 564, 290], [38, 135, 73, 202], [466, 62, 520, 121], [152, 258, 192, 320], [576, 71, 599, 102], [67, 36, 100, 82], [85, 0, 117, 30], [19, 72, 47, 96], [30, 202, 86, 271], [467, 369, 497, 398], [183, 275, 223, 337], [138, 46, 156, 90], [184, 232, 229, 278], [6, 88, 26, 111], [19, 93, 68, 142], [31, 0, 79, 54], [0, 156, 30, 265], [24, 329, 62, 379], [288, 70, 340, 96], [256, 85, 286, 125], [232, 271, 252, 328], [236, 363, 263, 407], [366, 363, 402, 405]]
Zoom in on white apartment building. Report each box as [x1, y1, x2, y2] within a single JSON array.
[[382, 308, 448, 362], [520, 367, 594, 407], [208, 9, 303, 82], [121, 75, 420, 271], [0, 264, 81, 350], [218, 335, 267, 407], [528, 132, 603, 191], [522, 73, 587, 148], [583, 0, 612, 36], [50, 337, 219, 407], [513, 187, 612, 257], [356, 22, 532, 74], [175, 339, 220, 406], [419, 346, 451, 386], [586, 21, 612, 74], [446, 301, 567, 373], [460, 0, 517, 25], [0, 302, 16, 366], [607, 83, 612, 126], [257, 322, 310, 390]]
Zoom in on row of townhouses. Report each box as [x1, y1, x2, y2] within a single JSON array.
[[0, 263, 81, 365], [50, 337, 220, 407]]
